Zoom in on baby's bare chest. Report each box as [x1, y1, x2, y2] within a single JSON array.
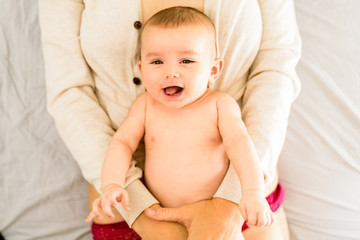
[[143, 100, 229, 207], [144, 103, 221, 148]]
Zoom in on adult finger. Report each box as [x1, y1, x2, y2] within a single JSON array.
[[145, 206, 189, 227]]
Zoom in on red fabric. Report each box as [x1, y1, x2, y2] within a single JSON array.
[[91, 184, 285, 238], [92, 221, 141, 240], [242, 183, 285, 231]]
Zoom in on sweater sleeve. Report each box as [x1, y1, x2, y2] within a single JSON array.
[[215, 0, 301, 201], [38, 0, 158, 226]]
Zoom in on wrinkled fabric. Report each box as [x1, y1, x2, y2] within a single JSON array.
[[279, 1, 360, 240], [2, 0, 360, 239], [0, 0, 91, 239]]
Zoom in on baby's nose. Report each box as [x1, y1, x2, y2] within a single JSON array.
[[164, 66, 180, 79], [165, 72, 180, 79]]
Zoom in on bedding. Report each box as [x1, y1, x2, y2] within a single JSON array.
[[1, 0, 359, 239], [0, 1, 91, 239], [278, 1, 360, 239]]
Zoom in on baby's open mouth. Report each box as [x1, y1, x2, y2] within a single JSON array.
[[163, 86, 183, 96]]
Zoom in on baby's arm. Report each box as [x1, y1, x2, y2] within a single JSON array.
[[85, 93, 147, 222], [217, 93, 274, 227], [101, 93, 147, 191]]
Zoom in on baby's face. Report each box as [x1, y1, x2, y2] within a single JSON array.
[[139, 25, 221, 109]]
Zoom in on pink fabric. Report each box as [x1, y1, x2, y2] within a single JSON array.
[[92, 221, 141, 240], [242, 183, 285, 231]]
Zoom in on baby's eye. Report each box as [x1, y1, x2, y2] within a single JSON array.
[[151, 60, 163, 64], [180, 59, 194, 64]]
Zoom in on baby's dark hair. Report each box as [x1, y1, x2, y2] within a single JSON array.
[[142, 6, 217, 55]]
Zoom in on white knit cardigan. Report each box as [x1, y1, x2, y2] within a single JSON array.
[[38, 0, 301, 226]]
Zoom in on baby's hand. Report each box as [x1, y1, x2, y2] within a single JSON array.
[[85, 184, 130, 223], [239, 190, 275, 228]]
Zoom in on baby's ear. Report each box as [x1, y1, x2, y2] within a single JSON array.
[[208, 58, 224, 88], [138, 60, 145, 79]]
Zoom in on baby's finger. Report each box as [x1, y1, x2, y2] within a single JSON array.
[[101, 197, 115, 219], [256, 211, 267, 227], [84, 211, 96, 223], [91, 198, 104, 219], [120, 190, 130, 211], [269, 211, 276, 225], [109, 191, 120, 208], [239, 204, 248, 222], [246, 211, 257, 227]]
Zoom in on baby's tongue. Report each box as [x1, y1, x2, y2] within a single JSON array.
[[165, 86, 181, 95]]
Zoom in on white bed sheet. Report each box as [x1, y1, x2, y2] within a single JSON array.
[[1, 0, 359, 239], [279, 1, 360, 240], [0, 0, 91, 239]]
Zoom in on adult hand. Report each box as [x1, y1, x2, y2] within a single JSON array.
[[132, 204, 188, 240], [145, 198, 245, 240]]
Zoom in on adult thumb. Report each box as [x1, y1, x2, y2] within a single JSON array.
[[145, 207, 188, 226]]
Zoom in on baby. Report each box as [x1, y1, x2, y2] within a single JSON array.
[[86, 6, 274, 229]]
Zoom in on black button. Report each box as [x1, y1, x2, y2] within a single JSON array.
[[134, 21, 142, 29], [133, 77, 142, 85]]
